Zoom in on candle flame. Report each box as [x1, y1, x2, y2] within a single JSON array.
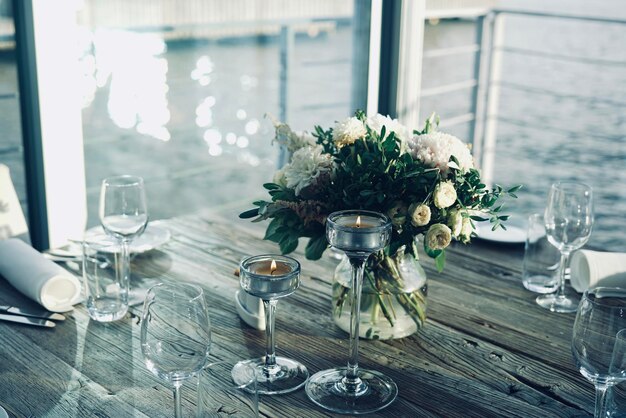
[[356, 215, 361, 228], [270, 259, 277, 275]]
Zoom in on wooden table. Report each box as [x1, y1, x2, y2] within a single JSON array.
[[0, 211, 597, 417]]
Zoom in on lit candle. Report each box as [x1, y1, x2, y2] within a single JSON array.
[[251, 259, 292, 276], [239, 255, 301, 299], [326, 210, 391, 254]]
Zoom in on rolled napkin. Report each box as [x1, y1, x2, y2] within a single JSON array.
[[0, 238, 81, 312], [570, 249, 626, 293]]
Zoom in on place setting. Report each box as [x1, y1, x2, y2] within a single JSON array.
[[1, 112, 622, 417]]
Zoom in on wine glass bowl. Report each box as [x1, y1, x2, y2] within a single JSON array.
[[141, 282, 211, 418], [537, 182, 593, 313], [99, 175, 148, 241], [572, 287, 626, 418]]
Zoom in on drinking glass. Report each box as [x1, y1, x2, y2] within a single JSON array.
[[522, 213, 559, 294], [537, 182, 593, 313], [99, 175, 148, 294], [306, 210, 396, 414], [231, 255, 308, 395], [82, 239, 127, 322], [141, 282, 211, 418], [572, 287, 626, 418]]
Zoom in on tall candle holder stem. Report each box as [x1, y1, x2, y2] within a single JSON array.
[[306, 210, 397, 414]]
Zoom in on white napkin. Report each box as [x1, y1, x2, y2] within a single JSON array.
[[0, 238, 81, 312], [570, 250, 626, 293]]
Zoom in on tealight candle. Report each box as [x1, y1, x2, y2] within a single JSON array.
[[239, 255, 300, 299], [250, 259, 292, 276], [326, 210, 391, 254]]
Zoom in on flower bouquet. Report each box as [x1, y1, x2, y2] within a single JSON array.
[[241, 110, 518, 339]]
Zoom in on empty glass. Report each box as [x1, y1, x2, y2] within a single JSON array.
[[141, 282, 211, 418], [99, 175, 148, 293], [197, 360, 259, 418], [572, 287, 626, 417], [537, 182, 593, 313], [522, 213, 559, 294], [82, 239, 127, 322]]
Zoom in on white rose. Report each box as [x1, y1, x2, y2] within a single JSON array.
[[434, 181, 457, 209], [426, 223, 452, 250], [408, 203, 431, 227], [460, 217, 473, 244], [447, 209, 463, 237], [333, 117, 366, 147]]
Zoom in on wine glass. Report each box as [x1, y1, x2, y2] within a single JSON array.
[[306, 210, 396, 414], [141, 282, 211, 418], [99, 175, 148, 295], [231, 254, 308, 395], [537, 182, 593, 313], [572, 287, 626, 418]]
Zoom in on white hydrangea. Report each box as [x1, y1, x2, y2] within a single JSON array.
[[283, 145, 334, 196], [333, 117, 367, 147], [367, 113, 410, 152], [408, 131, 474, 175]]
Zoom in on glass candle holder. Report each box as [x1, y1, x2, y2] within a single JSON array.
[[306, 210, 397, 414], [232, 254, 308, 395]]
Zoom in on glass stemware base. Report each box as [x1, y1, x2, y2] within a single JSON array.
[[305, 367, 398, 415], [536, 287, 580, 313], [232, 356, 308, 395]]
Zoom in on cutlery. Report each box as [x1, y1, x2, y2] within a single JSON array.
[[0, 313, 55, 328], [0, 305, 65, 321]]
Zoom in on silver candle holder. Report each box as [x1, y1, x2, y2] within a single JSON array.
[[306, 210, 397, 414], [232, 254, 309, 395]]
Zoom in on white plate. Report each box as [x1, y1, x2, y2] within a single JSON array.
[[84, 222, 171, 253], [474, 222, 526, 244]]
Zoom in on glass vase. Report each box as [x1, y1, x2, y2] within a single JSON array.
[[332, 248, 428, 340]]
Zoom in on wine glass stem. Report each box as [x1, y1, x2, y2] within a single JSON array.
[[346, 257, 366, 389], [118, 239, 131, 293], [595, 384, 609, 418], [556, 251, 570, 299], [173, 384, 182, 418], [263, 299, 278, 373]]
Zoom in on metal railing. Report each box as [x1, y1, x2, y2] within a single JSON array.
[[420, 9, 626, 185]]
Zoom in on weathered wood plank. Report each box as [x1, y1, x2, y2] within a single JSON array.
[[0, 212, 597, 417]]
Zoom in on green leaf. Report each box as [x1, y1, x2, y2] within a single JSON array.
[[507, 185, 522, 193], [435, 251, 446, 273], [264, 217, 283, 240], [423, 239, 443, 259], [279, 234, 299, 254], [239, 208, 259, 219], [469, 215, 488, 221], [305, 235, 328, 260], [263, 183, 280, 190]]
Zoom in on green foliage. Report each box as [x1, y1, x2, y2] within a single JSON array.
[[240, 110, 520, 266]]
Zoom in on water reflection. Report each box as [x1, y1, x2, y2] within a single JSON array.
[[80, 29, 171, 141]]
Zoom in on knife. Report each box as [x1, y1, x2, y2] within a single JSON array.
[[0, 305, 65, 321], [0, 313, 55, 328]]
